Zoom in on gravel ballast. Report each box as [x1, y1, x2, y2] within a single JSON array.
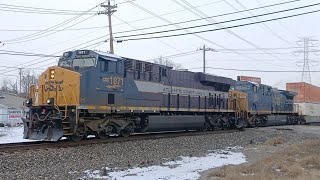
[[0, 125, 318, 180]]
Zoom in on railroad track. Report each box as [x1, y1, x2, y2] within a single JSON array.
[[0, 129, 241, 153]]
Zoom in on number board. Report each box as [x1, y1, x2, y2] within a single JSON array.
[[76, 50, 90, 55]]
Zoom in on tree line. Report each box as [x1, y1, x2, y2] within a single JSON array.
[[0, 70, 38, 97]]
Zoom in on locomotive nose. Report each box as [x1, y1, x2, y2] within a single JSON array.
[[23, 66, 81, 141]]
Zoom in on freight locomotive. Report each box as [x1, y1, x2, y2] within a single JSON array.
[[22, 50, 301, 141]]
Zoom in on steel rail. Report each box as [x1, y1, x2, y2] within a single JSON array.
[[0, 129, 240, 153]]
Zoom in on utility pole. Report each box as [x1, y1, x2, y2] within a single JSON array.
[[15, 79, 18, 94], [18, 68, 22, 94], [99, 0, 117, 54], [198, 45, 214, 73], [294, 37, 320, 84]]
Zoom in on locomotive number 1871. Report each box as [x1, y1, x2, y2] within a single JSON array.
[[103, 76, 124, 89]]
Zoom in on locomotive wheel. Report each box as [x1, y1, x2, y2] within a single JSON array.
[[97, 126, 113, 139], [69, 133, 85, 141], [120, 123, 134, 137], [201, 122, 210, 132]]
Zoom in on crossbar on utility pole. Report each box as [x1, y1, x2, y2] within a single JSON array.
[[198, 45, 214, 73], [99, 0, 117, 54]]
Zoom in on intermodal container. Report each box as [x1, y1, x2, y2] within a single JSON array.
[[295, 102, 320, 123], [286, 82, 320, 103], [237, 76, 261, 84]]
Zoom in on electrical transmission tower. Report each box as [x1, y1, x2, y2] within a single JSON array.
[[294, 37, 320, 84], [98, 0, 117, 54], [198, 45, 214, 73]]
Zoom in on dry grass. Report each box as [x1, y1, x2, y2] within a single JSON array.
[[299, 155, 320, 169], [208, 139, 320, 180], [265, 137, 285, 146]]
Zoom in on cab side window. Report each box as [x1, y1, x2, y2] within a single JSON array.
[[100, 60, 108, 72], [116, 61, 122, 74], [100, 60, 116, 73]]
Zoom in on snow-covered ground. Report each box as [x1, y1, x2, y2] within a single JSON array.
[[81, 149, 246, 180], [0, 126, 36, 144]]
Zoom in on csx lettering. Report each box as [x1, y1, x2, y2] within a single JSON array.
[[44, 85, 63, 92], [44, 80, 64, 92]]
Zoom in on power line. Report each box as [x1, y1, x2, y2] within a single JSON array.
[[0, 52, 59, 57], [227, 0, 293, 46], [125, 0, 273, 67], [115, 3, 320, 39], [0, 0, 135, 15], [254, 0, 299, 39], [1, 2, 104, 43], [146, 50, 199, 61], [115, 0, 303, 39], [0, 50, 60, 57], [0, 3, 97, 13], [188, 66, 320, 73], [0, 0, 224, 32], [3, 14, 98, 45], [0, 7, 97, 15], [2, 0, 272, 34], [114, 16, 201, 61], [119, 8, 320, 41], [0, 65, 37, 69], [173, 0, 286, 67], [6, 0, 298, 36], [0, 36, 107, 76], [215, 47, 316, 51]]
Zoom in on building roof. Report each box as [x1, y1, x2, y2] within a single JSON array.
[[0, 91, 25, 110]]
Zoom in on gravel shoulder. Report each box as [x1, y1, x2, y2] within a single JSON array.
[[0, 125, 319, 180]]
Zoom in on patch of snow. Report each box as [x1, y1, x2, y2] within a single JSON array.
[[82, 149, 246, 180], [0, 126, 37, 144], [241, 173, 255, 176]]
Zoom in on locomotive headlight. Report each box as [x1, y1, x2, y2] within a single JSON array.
[[46, 98, 54, 105], [49, 69, 55, 79], [24, 98, 32, 107]]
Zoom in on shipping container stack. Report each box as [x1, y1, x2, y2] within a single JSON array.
[[286, 82, 320, 123]]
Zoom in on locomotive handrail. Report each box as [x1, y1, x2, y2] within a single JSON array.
[[68, 83, 79, 132], [60, 88, 68, 120]]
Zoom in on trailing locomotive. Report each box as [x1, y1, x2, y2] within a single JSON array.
[[22, 50, 300, 141], [233, 81, 301, 127]]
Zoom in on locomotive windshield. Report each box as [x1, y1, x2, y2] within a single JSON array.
[[58, 58, 72, 68], [73, 58, 96, 67], [58, 57, 96, 68]]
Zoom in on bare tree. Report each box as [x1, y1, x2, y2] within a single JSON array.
[[153, 56, 183, 70], [20, 70, 39, 97], [1, 79, 10, 92], [0, 78, 18, 94]]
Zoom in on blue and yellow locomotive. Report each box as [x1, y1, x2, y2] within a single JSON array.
[[22, 50, 299, 141]]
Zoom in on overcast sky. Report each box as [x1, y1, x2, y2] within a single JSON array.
[[0, 0, 320, 89]]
